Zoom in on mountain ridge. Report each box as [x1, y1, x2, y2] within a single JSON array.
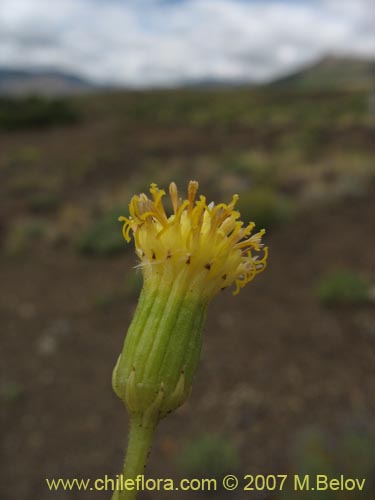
[[271, 55, 374, 89], [0, 55, 373, 95], [0, 67, 94, 96]]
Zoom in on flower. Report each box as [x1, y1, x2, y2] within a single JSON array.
[[112, 181, 269, 500], [119, 180, 268, 300]]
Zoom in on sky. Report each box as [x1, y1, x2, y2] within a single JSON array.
[[0, 0, 373, 87]]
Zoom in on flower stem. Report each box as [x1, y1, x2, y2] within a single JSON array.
[[112, 417, 156, 500]]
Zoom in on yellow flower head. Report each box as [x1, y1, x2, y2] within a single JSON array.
[[119, 181, 268, 299]]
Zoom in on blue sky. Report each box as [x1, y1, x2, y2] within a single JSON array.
[[0, 0, 373, 86]]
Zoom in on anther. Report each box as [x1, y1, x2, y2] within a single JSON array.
[[188, 180, 199, 212], [169, 182, 179, 214]]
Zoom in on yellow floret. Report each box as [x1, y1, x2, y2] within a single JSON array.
[[119, 181, 268, 298]]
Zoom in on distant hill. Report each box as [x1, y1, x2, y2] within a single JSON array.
[[272, 56, 374, 90], [1, 56, 373, 95], [0, 68, 94, 96]]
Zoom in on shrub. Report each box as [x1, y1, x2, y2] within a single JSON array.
[[0, 381, 23, 403], [5, 147, 41, 169], [237, 188, 293, 229], [222, 153, 279, 188], [281, 427, 375, 500], [5, 218, 49, 255], [178, 433, 240, 479], [76, 210, 126, 257], [27, 192, 61, 213], [0, 96, 79, 130], [315, 270, 371, 305]]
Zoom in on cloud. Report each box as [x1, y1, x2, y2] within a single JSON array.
[[0, 0, 373, 86]]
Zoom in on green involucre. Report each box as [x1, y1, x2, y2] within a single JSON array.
[[113, 268, 207, 426]]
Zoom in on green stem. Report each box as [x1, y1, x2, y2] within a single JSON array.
[[112, 417, 156, 500]]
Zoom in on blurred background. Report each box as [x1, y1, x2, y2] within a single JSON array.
[[0, 0, 374, 499]]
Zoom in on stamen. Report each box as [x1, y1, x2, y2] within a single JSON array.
[[188, 181, 199, 213], [169, 182, 179, 214]]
